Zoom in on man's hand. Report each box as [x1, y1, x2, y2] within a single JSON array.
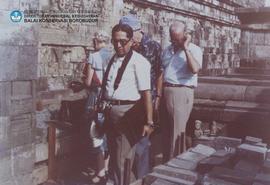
[[183, 33, 191, 50], [142, 124, 154, 137]]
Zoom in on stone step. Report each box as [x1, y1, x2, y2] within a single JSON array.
[[192, 99, 270, 124], [224, 73, 270, 80], [195, 82, 270, 103], [198, 76, 270, 86], [235, 67, 270, 75]]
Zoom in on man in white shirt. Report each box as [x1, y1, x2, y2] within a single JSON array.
[[104, 24, 154, 185], [156, 21, 203, 160]]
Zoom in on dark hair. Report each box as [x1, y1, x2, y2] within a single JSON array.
[[112, 24, 133, 39]]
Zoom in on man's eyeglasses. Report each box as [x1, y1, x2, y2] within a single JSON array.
[[111, 39, 131, 46]]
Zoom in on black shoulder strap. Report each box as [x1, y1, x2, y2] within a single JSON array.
[[114, 49, 133, 91], [100, 49, 133, 100]]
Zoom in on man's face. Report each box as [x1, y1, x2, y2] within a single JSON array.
[[170, 30, 185, 49], [112, 31, 132, 57]]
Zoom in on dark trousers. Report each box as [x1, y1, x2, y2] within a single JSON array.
[[134, 137, 150, 178]]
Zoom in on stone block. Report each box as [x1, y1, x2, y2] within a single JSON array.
[[11, 129, 33, 147], [214, 136, 242, 150], [32, 164, 48, 185], [191, 144, 216, 156], [267, 149, 270, 160], [0, 82, 11, 116], [254, 173, 270, 185], [177, 151, 207, 163], [208, 166, 255, 185], [244, 136, 262, 145], [10, 113, 32, 132], [254, 142, 268, 148], [10, 98, 34, 115], [197, 155, 233, 174], [17, 46, 38, 80], [11, 144, 35, 176], [234, 160, 261, 174], [150, 178, 178, 185], [153, 165, 198, 182], [143, 172, 195, 185], [262, 160, 270, 173], [254, 45, 270, 59], [237, 143, 267, 163], [202, 175, 241, 185], [35, 143, 48, 163], [212, 149, 235, 158], [252, 183, 265, 185], [0, 117, 10, 141], [12, 81, 32, 98], [166, 159, 197, 171], [0, 0, 20, 10], [130, 179, 142, 185], [192, 136, 215, 148], [0, 155, 12, 183]]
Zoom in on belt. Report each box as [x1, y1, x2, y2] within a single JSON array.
[[107, 100, 137, 105], [164, 82, 195, 89]]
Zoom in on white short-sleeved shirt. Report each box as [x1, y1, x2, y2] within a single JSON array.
[[105, 51, 151, 101], [162, 43, 203, 87], [87, 48, 112, 82]]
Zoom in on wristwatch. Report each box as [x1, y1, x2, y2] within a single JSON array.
[[146, 121, 155, 129]]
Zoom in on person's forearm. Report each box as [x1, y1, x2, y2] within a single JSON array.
[[142, 90, 153, 123], [156, 72, 163, 97], [84, 64, 94, 87], [184, 49, 201, 74]]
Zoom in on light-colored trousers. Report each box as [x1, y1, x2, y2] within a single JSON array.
[[107, 104, 136, 185], [163, 86, 194, 158]]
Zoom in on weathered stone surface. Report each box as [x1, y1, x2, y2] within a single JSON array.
[[212, 149, 235, 158], [12, 81, 32, 98], [234, 160, 261, 174], [254, 173, 270, 185], [0, 155, 12, 183], [150, 178, 178, 185], [192, 137, 215, 148], [32, 164, 48, 185], [0, 82, 11, 116], [177, 150, 207, 164], [202, 175, 241, 185], [153, 165, 198, 183], [244, 136, 262, 145], [208, 166, 255, 185], [35, 143, 48, 163], [10, 114, 32, 133], [237, 144, 267, 163], [10, 98, 34, 115], [166, 159, 197, 171], [11, 129, 33, 147], [267, 149, 270, 160], [254, 142, 268, 148], [197, 155, 233, 174], [0, 117, 9, 141], [214, 136, 242, 150], [191, 144, 216, 156], [11, 144, 34, 176], [144, 172, 195, 185]]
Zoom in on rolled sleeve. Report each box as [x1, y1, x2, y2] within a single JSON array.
[[135, 57, 151, 91]]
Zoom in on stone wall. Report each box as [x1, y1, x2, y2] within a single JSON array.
[[0, 0, 38, 185], [237, 7, 270, 68], [0, 0, 267, 184]]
